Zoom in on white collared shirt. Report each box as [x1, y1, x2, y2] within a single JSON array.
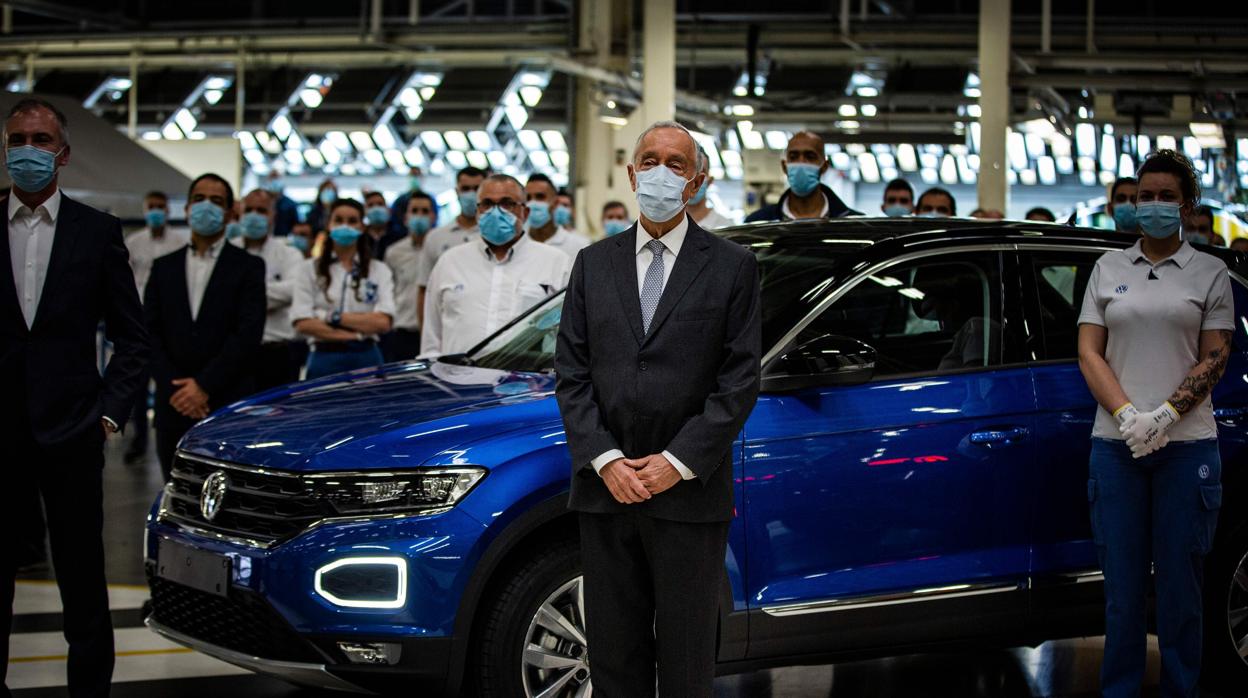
[[8, 189, 61, 328], [539, 227, 592, 256], [125, 225, 190, 297], [421, 234, 570, 357], [695, 208, 734, 230], [186, 236, 226, 322], [234, 235, 305, 342], [290, 256, 397, 343], [590, 214, 696, 481], [383, 234, 429, 331], [781, 191, 830, 220], [418, 219, 479, 286]]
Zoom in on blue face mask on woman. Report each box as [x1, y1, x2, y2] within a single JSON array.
[[6, 145, 62, 193], [1136, 201, 1182, 239], [189, 201, 225, 236], [479, 206, 520, 246], [330, 226, 363, 247]]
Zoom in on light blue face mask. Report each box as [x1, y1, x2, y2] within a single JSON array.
[[365, 206, 390, 227], [240, 212, 269, 240], [689, 179, 710, 205], [458, 190, 479, 216], [603, 219, 631, 237], [479, 206, 520, 246], [287, 235, 310, 253], [319, 188, 337, 205], [786, 162, 822, 197], [189, 201, 226, 236], [1112, 203, 1137, 231], [554, 205, 573, 228], [330, 226, 363, 247], [883, 204, 911, 218], [634, 165, 691, 223], [145, 208, 167, 229], [407, 214, 432, 236], [6, 145, 62, 193], [224, 222, 243, 240], [1136, 201, 1182, 239], [527, 201, 552, 229]]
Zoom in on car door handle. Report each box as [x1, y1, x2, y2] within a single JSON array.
[[969, 426, 1030, 446]]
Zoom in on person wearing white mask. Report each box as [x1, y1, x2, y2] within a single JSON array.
[[745, 130, 857, 222], [555, 121, 761, 698], [526, 173, 590, 255], [234, 188, 306, 391], [417, 166, 486, 324], [601, 200, 631, 237], [687, 146, 733, 229], [421, 174, 570, 358], [381, 190, 437, 361]]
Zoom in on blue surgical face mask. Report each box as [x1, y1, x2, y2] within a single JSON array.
[[287, 235, 310, 253], [918, 211, 947, 219], [479, 206, 520, 246], [604, 219, 631, 237], [407, 214, 432, 236], [458, 190, 478, 216], [330, 225, 363, 247], [189, 200, 226, 236], [1136, 201, 1182, 240], [634, 165, 691, 223], [883, 204, 911, 218], [263, 179, 283, 194], [1112, 203, 1137, 231], [786, 162, 822, 197], [689, 179, 710, 205], [409, 176, 423, 192], [240, 212, 269, 240], [554, 204, 573, 228], [6, 145, 62, 193], [527, 201, 552, 229], [224, 222, 243, 240], [1187, 233, 1211, 246], [319, 188, 337, 205], [145, 208, 167, 229], [365, 205, 390, 226]]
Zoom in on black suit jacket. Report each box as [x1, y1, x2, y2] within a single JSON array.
[[0, 194, 150, 445], [556, 217, 761, 522], [144, 243, 265, 433]]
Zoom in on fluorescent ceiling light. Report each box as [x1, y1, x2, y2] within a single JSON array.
[[349, 131, 375, 152], [468, 130, 492, 150], [270, 113, 293, 141], [303, 148, 325, 169], [540, 130, 568, 151], [897, 144, 918, 171]]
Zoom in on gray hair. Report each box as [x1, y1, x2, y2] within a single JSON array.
[[5, 97, 70, 146], [696, 146, 710, 174], [481, 173, 525, 199], [632, 120, 696, 163]]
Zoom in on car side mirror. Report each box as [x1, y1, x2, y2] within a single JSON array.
[[761, 334, 877, 393]]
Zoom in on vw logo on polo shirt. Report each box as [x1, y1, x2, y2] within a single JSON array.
[[200, 471, 230, 521], [1115, 284, 1128, 295]]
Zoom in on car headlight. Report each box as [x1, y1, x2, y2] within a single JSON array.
[[306, 467, 487, 516]]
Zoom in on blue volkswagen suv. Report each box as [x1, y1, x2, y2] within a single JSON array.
[[144, 218, 1248, 696]]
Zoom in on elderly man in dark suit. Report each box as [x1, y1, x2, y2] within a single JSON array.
[[0, 97, 150, 697], [555, 121, 761, 697]]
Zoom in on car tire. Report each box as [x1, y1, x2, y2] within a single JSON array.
[[469, 540, 587, 698], [1201, 515, 1248, 693]]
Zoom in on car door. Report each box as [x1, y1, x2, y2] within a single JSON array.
[[743, 247, 1036, 659]]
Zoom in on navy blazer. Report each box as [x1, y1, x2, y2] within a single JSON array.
[[555, 217, 762, 523], [0, 193, 150, 445], [144, 243, 265, 433]]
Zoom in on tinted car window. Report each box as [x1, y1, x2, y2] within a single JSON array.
[[1029, 251, 1102, 361], [795, 252, 1004, 377]]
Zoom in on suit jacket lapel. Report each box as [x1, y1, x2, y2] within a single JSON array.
[[0, 211, 27, 336], [30, 195, 79, 332], [641, 218, 712, 345], [608, 226, 645, 345]]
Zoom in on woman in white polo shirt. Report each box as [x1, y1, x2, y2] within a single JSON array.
[[1077, 150, 1234, 697], [292, 198, 395, 379]]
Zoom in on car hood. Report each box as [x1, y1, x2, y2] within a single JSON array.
[[177, 360, 561, 472]]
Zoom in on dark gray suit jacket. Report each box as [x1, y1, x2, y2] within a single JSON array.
[[555, 217, 761, 522]]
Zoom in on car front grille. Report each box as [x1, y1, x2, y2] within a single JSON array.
[[161, 452, 332, 546], [147, 575, 324, 663]]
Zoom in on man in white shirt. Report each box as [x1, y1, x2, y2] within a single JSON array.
[[417, 166, 486, 323], [555, 189, 581, 235], [381, 190, 436, 361], [235, 188, 306, 391], [421, 174, 571, 357], [687, 146, 734, 230], [526, 173, 591, 256]]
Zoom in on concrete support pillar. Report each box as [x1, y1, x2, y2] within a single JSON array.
[[127, 51, 138, 139], [234, 50, 246, 133], [572, 0, 618, 238], [640, 0, 675, 126], [977, 0, 1011, 214]]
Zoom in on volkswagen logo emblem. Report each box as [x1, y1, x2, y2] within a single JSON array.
[[200, 471, 230, 522]]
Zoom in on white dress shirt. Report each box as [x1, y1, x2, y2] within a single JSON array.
[[8, 189, 61, 328], [539, 227, 592, 256], [185, 236, 225, 322], [290, 257, 397, 343], [781, 191, 830, 220], [590, 216, 696, 481], [418, 220, 479, 287], [421, 234, 571, 357], [125, 225, 190, 296], [383, 235, 429, 331], [234, 235, 305, 342], [695, 208, 734, 230]]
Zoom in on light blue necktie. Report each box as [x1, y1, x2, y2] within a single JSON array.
[[640, 238, 666, 334]]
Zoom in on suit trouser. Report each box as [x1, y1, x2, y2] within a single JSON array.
[[127, 375, 149, 452], [1, 426, 113, 698], [579, 511, 729, 698], [254, 341, 303, 393], [1089, 438, 1222, 698]]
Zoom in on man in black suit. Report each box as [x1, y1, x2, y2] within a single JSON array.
[[555, 121, 761, 697], [144, 173, 265, 480], [0, 98, 149, 697]]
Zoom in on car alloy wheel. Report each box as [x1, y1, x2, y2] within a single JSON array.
[[1228, 548, 1248, 666], [521, 575, 591, 698]]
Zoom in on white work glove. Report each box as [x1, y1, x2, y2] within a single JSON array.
[[1119, 402, 1178, 459]]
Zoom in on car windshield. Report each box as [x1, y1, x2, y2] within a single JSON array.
[[463, 229, 867, 373]]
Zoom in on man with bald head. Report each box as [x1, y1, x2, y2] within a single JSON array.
[[420, 173, 570, 357], [234, 188, 306, 391], [745, 130, 857, 222], [556, 121, 762, 697]]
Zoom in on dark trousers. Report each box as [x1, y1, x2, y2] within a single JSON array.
[[156, 426, 190, 481], [380, 328, 422, 362], [254, 341, 302, 393], [579, 512, 729, 698], [127, 375, 149, 452], [1089, 438, 1222, 698], [2, 426, 113, 698]]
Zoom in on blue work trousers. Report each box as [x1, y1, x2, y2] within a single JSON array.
[[1088, 437, 1223, 698], [305, 344, 385, 380]]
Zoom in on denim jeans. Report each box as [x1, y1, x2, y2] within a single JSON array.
[[1088, 437, 1223, 698], [304, 344, 385, 380]]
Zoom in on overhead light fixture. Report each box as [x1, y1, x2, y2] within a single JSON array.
[[838, 104, 857, 118], [1189, 122, 1225, 148], [540, 130, 568, 151], [963, 72, 981, 98], [847, 70, 883, 98], [443, 130, 470, 151], [861, 104, 878, 117], [349, 131, 375, 152], [270, 113, 294, 141]]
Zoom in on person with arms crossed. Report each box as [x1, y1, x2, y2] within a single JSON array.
[[555, 121, 762, 697], [1, 98, 150, 697]]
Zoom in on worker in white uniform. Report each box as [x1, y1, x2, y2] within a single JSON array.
[[526, 173, 591, 256], [417, 165, 486, 330], [381, 190, 437, 361], [686, 146, 733, 230]]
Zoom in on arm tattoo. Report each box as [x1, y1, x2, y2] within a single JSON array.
[[1169, 330, 1233, 415]]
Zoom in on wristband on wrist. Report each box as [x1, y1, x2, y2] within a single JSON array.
[[1112, 402, 1134, 419]]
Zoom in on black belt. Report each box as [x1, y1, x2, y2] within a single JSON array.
[[313, 339, 376, 353]]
